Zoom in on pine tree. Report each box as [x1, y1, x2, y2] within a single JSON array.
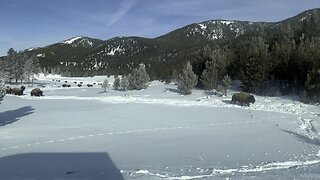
[[171, 69, 179, 84], [219, 75, 232, 96], [23, 54, 41, 86], [3, 48, 18, 83], [201, 46, 230, 90], [0, 80, 5, 104], [177, 62, 198, 95], [17, 53, 27, 84], [121, 76, 130, 91], [128, 64, 150, 90], [113, 76, 121, 90], [238, 37, 270, 93], [102, 78, 109, 93], [305, 69, 320, 102]]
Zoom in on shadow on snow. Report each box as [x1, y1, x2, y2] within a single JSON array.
[[282, 129, 320, 146], [0, 152, 124, 179], [165, 88, 180, 94], [0, 106, 35, 126]]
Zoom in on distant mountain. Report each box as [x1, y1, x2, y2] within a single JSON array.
[[22, 8, 320, 78]]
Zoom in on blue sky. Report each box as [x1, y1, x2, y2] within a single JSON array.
[[0, 0, 319, 56]]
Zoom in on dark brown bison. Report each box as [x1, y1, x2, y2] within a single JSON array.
[[78, 84, 82, 87], [11, 86, 25, 96], [5, 86, 12, 94], [31, 88, 43, 97], [87, 84, 93, 87], [231, 92, 255, 106], [62, 84, 68, 87]]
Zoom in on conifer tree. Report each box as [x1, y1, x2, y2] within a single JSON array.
[[201, 46, 230, 90], [305, 69, 320, 102], [238, 37, 270, 93], [220, 74, 232, 96], [177, 62, 198, 95], [120, 76, 129, 91], [24, 54, 41, 86], [0, 80, 5, 104], [128, 64, 150, 90], [102, 78, 109, 92], [113, 76, 121, 90]]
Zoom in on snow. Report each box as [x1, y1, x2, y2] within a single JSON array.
[[220, 20, 234, 25], [107, 46, 124, 56], [62, 36, 82, 44], [0, 74, 320, 179], [127, 159, 320, 179], [198, 23, 207, 30], [300, 17, 307, 21], [36, 53, 45, 57], [26, 47, 38, 51]]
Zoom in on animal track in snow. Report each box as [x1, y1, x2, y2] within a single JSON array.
[[0, 120, 260, 152]]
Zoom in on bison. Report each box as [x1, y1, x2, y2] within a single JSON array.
[[31, 88, 43, 97], [231, 92, 255, 106], [11, 86, 25, 96], [87, 84, 93, 87], [78, 84, 82, 87], [5, 86, 12, 94]]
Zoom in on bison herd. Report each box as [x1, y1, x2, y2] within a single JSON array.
[[5, 79, 256, 106], [52, 79, 100, 88], [5, 86, 43, 97], [6, 86, 25, 96]]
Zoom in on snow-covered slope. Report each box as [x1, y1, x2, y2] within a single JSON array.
[[60, 36, 101, 48], [0, 75, 319, 179]]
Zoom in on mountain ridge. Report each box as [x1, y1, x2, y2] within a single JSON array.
[[12, 8, 320, 78]]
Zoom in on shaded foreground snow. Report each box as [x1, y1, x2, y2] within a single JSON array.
[[0, 76, 320, 179]]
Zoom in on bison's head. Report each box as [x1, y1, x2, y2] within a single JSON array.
[[21, 86, 26, 91], [249, 95, 255, 104]]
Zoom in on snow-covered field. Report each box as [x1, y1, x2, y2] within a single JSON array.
[[0, 74, 320, 179]]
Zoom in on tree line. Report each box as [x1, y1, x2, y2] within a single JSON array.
[[0, 48, 41, 86], [173, 34, 320, 103]]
